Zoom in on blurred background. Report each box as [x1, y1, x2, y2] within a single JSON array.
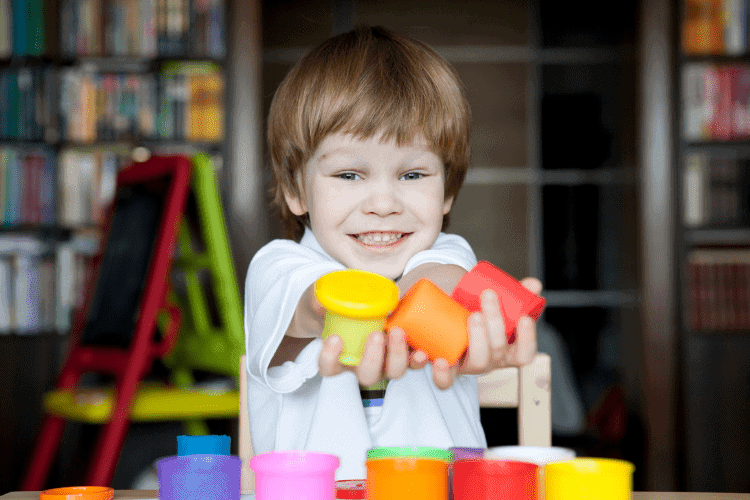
[[1, 0, 749, 494]]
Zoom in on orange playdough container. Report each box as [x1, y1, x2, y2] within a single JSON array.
[[366, 447, 451, 500], [386, 278, 470, 366], [40, 487, 114, 500]]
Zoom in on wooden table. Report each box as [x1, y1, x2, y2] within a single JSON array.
[[4, 492, 750, 499]]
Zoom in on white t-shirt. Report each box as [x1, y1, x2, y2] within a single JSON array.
[[244, 229, 487, 480]]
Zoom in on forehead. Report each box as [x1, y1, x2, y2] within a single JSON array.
[[313, 132, 438, 161]]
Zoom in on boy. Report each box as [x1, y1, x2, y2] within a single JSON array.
[[244, 25, 540, 480]]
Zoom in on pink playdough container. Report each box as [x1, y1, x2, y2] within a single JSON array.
[[251, 451, 340, 500]]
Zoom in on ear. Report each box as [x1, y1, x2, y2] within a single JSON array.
[[443, 195, 454, 215], [284, 186, 308, 216]]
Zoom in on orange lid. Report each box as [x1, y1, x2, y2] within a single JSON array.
[[315, 269, 399, 319], [40, 487, 114, 500]]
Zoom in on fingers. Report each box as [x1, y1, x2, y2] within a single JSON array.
[[318, 335, 344, 377], [432, 358, 458, 390], [520, 277, 543, 296], [508, 316, 538, 366], [356, 331, 386, 387], [480, 289, 507, 359], [460, 312, 491, 374], [385, 327, 409, 380], [409, 349, 429, 370]]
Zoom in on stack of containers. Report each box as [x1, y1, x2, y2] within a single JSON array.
[[157, 434, 241, 500]]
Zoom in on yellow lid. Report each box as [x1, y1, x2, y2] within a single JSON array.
[[315, 269, 399, 319]]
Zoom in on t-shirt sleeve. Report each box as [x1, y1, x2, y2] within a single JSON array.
[[402, 232, 478, 275], [244, 240, 344, 393]]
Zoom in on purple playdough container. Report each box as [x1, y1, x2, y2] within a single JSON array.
[[156, 454, 241, 500], [251, 451, 340, 500]]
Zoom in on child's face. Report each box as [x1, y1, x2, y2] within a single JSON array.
[[285, 132, 454, 280]]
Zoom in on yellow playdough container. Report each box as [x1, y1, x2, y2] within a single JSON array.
[[315, 269, 399, 366], [545, 457, 634, 500]]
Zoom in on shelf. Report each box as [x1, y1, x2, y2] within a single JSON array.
[[680, 53, 750, 64], [682, 140, 750, 149], [264, 44, 635, 65], [683, 228, 750, 246], [543, 290, 640, 308], [464, 166, 637, 186], [0, 140, 225, 151]]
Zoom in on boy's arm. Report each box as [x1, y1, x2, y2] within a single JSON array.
[[269, 284, 325, 367], [396, 262, 467, 297]]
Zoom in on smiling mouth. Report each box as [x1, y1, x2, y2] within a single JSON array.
[[350, 232, 410, 247]]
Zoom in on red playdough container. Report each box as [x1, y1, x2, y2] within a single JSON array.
[[335, 479, 366, 498], [452, 261, 546, 343], [385, 279, 470, 366], [452, 459, 538, 500]]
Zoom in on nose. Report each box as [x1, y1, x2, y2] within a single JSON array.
[[361, 179, 403, 216]]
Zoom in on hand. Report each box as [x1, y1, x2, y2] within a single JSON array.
[[318, 327, 429, 386], [430, 277, 542, 390]]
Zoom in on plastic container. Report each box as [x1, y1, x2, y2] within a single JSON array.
[[385, 279, 471, 365], [485, 445, 576, 500], [545, 457, 635, 500], [251, 451, 340, 500], [335, 479, 366, 499], [452, 261, 546, 343], [452, 459, 538, 500], [39, 487, 114, 500], [484, 445, 576, 465], [157, 454, 241, 500], [448, 447, 485, 500], [177, 434, 231, 456], [315, 269, 399, 366], [366, 447, 452, 500]]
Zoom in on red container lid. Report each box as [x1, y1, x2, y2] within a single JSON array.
[[336, 479, 366, 499], [452, 261, 546, 342]]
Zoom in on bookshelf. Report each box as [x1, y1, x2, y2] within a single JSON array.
[[261, 0, 643, 486], [0, 1, 232, 492], [672, 0, 750, 492], [0, 0, 228, 337]]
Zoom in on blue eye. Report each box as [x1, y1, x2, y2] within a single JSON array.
[[338, 172, 361, 180], [401, 172, 423, 180]]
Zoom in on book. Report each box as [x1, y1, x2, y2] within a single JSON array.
[[0, 0, 10, 58], [682, 0, 725, 55]]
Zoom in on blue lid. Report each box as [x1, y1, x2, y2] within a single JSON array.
[[177, 435, 231, 456]]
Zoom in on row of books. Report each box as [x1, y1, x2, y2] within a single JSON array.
[[682, 0, 748, 55], [0, 148, 57, 226], [682, 63, 750, 141], [686, 249, 750, 331], [0, 65, 224, 143], [59, 64, 224, 143], [1, 146, 133, 228], [0, 0, 225, 59], [683, 152, 750, 227], [0, 68, 57, 141], [0, 234, 97, 334], [0, 0, 45, 58], [59, 0, 225, 58]]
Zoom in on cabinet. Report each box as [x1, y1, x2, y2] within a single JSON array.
[[260, 0, 643, 486], [674, 0, 750, 492]]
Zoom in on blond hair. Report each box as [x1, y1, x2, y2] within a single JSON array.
[[268, 25, 471, 240]]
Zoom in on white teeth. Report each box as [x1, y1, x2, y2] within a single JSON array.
[[356, 232, 403, 246]]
